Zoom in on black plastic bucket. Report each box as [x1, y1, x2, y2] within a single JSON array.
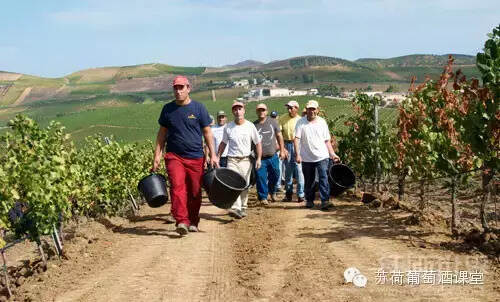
[[206, 168, 247, 209], [138, 173, 168, 208], [329, 164, 356, 197], [202, 167, 216, 194]]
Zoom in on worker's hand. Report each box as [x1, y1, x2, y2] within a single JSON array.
[[296, 154, 302, 164], [151, 154, 163, 172], [280, 149, 288, 160], [210, 155, 220, 169], [255, 158, 262, 170], [330, 153, 340, 163]]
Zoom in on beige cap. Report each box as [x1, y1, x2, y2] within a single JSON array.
[[232, 101, 245, 108], [305, 100, 319, 109], [285, 100, 299, 108], [256, 103, 267, 110]]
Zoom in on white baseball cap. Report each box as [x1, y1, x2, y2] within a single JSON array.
[[305, 100, 319, 109], [285, 100, 299, 108]]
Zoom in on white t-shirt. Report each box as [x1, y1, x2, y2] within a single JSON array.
[[222, 120, 261, 157], [212, 124, 228, 157], [295, 116, 331, 162]]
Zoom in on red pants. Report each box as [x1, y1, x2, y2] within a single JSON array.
[[165, 152, 204, 227]]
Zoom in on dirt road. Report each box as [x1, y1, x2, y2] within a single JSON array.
[[12, 193, 500, 302]]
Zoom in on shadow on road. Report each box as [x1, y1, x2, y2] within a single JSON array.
[[96, 217, 182, 239]]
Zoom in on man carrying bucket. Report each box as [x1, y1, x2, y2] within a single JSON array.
[[217, 101, 262, 219], [152, 75, 218, 236], [254, 103, 286, 205], [279, 100, 305, 203], [294, 100, 340, 211]]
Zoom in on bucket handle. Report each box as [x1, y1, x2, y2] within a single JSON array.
[[208, 166, 252, 191], [138, 173, 166, 191]]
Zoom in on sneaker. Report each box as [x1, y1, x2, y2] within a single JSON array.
[[305, 202, 314, 209], [261, 199, 269, 206], [240, 209, 247, 218], [188, 225, 199, 232], [165, 213, 176, 224], [320, 203, 334, 211], [228, 209, 243, 219], [176, 223, 189, 236], [276, 187, 284, 193], [297, 197, 305, 203], [282, 193, 292, 202], [270, 194, 278, 203]]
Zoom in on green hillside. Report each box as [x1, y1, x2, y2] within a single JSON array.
[[355, 54, 476, 68]]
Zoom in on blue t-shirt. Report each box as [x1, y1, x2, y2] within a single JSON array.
[[158, 100, 211, 159]]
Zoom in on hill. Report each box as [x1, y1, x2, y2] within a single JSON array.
[[223, 60, 264, 69], [355, 54, 476, 68], [259, 55, 364, 70], [0, 54, 480, 106]]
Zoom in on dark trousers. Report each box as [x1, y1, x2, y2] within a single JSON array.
[[302, 159, 330, 207], [220, 157, 228, 168]]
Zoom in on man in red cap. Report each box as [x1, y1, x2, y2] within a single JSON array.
[[152, 75, 219, 236], [217, 101, 262, 219]]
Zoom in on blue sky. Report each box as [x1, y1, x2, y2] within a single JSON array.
[[0, 0, 498, 77]]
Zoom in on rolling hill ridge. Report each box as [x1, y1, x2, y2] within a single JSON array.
[[0, 54, 479, 106]]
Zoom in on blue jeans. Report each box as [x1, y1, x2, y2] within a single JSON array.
[[256, 154, 279, 200], [283, 142, 304, 198], [302, 159, 330, 206], [275, 155, 282, 189]]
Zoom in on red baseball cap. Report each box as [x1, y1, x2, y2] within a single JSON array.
[[172, 76, 190, 87]]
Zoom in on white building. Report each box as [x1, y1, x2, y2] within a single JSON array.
[[308, 88, 318, 95], [266, 88, 290, 97], [233, 79, 249, 87], [290, 90, 308, 96]]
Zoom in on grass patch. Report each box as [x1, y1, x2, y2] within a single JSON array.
[[154, 64, 205, 75]]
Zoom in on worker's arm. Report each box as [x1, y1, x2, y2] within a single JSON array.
[[152, 126, 168, 171], [202, 126, 219, 168]]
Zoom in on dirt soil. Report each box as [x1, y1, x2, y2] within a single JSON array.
[[4, 192, 500, 302]]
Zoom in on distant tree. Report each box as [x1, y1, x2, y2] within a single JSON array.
[[385, 85, 398, 92], [318, 84, 341, 96]]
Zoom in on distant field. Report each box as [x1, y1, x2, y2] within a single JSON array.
[[0, 92, 397, 148]]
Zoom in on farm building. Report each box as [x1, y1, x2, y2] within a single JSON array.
[[233, 79, 249, 87]]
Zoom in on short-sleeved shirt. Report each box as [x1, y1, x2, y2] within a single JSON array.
[[295, 116, 331, 162], [279, 114, 301, 141], [212, 124, 228, 157], [254, 117, 280, 157], [222, 120, 261, 157], [158, 100, 211, 158]]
